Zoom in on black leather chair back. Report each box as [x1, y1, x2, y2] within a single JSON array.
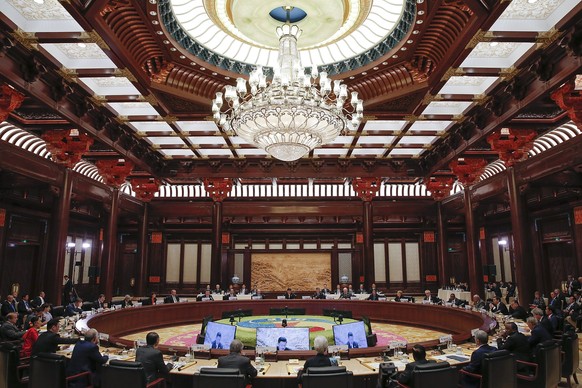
[[194, 367, 245, 388], [29, 353, 67, 388], [101, 360, 149, 388], [302, 366, 353, 388], [411, 361, 457, 388], [482, 350, 516, 388], [519, 340, 560, 388], [561, 333, 579, 378], [0, 343, 25, 388]]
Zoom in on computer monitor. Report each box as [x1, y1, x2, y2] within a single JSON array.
[[203, 321, 237, 350], [332, 321, 368, 349], [255, 327, 310, 351]]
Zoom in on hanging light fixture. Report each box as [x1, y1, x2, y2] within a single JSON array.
[[212, 8, 363, 162]]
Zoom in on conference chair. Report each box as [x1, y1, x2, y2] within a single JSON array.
[[194, 367, 246, 388], [397, 361, 457, 388], [101, 360, 165, 388], [301, 366, 354, 388], [29, 353, 91, 388], [516, 340, 560, 388], [560, 332, 579, 387], [458, 350, 516, 388], [0, 342, 29, 388]]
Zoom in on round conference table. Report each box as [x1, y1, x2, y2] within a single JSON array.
[[82, 298, 493, 357]]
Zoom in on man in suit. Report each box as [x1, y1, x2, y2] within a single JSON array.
[[277, 337, 290, 351], [423, 290, 440, 304], [197, 290, 214, 301], [93, 294, 106, 310], [544, 305, 559, 333], [297, 336, 332, 382], [31, 291, 46, 309], [397, 344, 433, 385], [564, 295, 581, 329], [63, 275, 73, 304], [136, 332, 173, 384], [321, 284, 331, 294], [67, 329, 108, 388], [0, 312, 25, 340], [367, 289, 380, 301], [489, 296, 509, 315], [65, 298, 84, 316], [526, 316, 552, 350], [211, 332, 223, 349], [355, 284, 367, 294], [497, 322, 531, 363], [17, 294, 33, 326], [218, 339, 257, 383], [1, 294, 17, 317], [472, 294, 486, 310], [312, 287, 325, 299], [284, 288, 296, 299], [142, 292, 158, 306], [346, 332, 359, 348], [164, 289, 180, 304], [32, 318, 78, 355], [339, 287, 351, 299], [529, 291, 546, 311], [509, 300, 528, 320], [462, 330, 496, 388]]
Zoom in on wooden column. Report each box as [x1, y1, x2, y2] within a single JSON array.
[[507, 166, 535, 304], [212, 201, 223, 286], [136, 203, 149, 296], [464, 188, 483, 297], [46, 169, 73, 305], [437, 202, 448, 288], [362, 200, 375, 286], [101, 188, 120, 301]]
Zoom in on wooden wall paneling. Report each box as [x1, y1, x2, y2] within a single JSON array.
[[421, 232, 437, 290], [574, 207, 582, 276], [101, 188, 120, 301], [147, 235, 164, 294], [136, 204, 149, 296]]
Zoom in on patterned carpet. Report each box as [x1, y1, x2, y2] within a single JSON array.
[[121, 316, 449, 348]]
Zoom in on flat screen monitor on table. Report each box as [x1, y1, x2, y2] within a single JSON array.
[[203, 321, 237, 350], [332, 321, 368, 349], [255, 327, 310, 351]]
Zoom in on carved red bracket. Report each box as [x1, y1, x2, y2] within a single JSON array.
[[352, 177, 381, 202], [131, 178, 161, 202], [0, 84, 25, 122], [449, 158, 487, 186], [203, 178, 232, 202], [95, 159, 134, 187], [425, 177, 453, 200], [551, 79, 582, 128], [486, 128, 536, 167], [41, 129, 94, 168]]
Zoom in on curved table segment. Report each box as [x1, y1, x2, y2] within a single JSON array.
[[85, 299, 493, 356]]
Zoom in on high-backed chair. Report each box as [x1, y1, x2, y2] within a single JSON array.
[[101, 360, 165, 388], [560, 333, 579, 387], [0, 342, 29, 388], [516, 340, 560, 388], [398, 362, 457, 388], [459, 350, 516, 388], [194, 367, 246, 388], [29, 353, 91, 388], [301, 366, 354, 388]]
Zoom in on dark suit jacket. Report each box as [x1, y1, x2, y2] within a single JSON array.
[[66, 340, 109, 388], [397, 359, 433, 384], [136, 345, 171, 383], [31, 296, 45, 308], [491, 302, 509, 315], [142, 297, 157, 306], [217, 352, 257, 382], [297, 353, 331, 382], [32, 331, 78, 355], [509, 305, 528, 320], [65, 303, 83, 317], [462, 344, 497, 388], [1, 300, 17, 316], [498, 332, 530, 362], [284, 293, 297, 299], [17, 300, 32, 315], [92, 300, 105, 309], [367, 294, 380, 301], [163, 295, 179, 304], [528, 325, 552, 349]]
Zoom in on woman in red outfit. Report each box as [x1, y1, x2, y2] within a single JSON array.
[[21, 316, 41, 357]]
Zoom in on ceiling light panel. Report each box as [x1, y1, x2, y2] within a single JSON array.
[[489, 0, 579, 32], [363, 120, 408, 132], [78, 77, 140, 96], [128, 121, 174, 133], [106, 102, 158, 116], [438, 76, 499, 95], [461, 42, 535, 69], [389, 148, 425, 156], [1, 0, 84, 32], [422, 101, 473, 115], [145, 137, 185, 145], [41, 43, 116, 69], [187, 136, 227, 145], [313, 148, 349, 157], [408, 121, 453, 133], [158, 149, 196, 157], [351, 148, 386, 156], [175, 121, 220, 133]]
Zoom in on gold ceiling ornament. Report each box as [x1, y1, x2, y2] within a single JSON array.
[[10, 29, 38, 51], [465, 30, 495, 50], [79, 31, 111, 51], [212, 20, 363, 162]]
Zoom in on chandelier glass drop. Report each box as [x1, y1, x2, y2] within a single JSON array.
[[212, 22, 363, 162]]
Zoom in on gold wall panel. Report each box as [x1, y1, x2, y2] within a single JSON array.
[[251, 252, 331, 291]]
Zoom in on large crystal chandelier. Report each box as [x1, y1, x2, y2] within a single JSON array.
[[212, 21, 363, 162]]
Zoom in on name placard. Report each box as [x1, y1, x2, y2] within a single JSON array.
[[439, 335, 453, 344]]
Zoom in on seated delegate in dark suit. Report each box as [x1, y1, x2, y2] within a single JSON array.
[[31, 291, 46, 309], [355, 284, 367, 294], [497, 322, 531, 363], [135, 332, 173, 384], [462, 330, 496, 388], [223, 290, 237, 300], [312, 288, 325, 299], [142, 293, 157, 306], [67, 329, 109, 388], [526, 316, 552, 350], [529, 291, 546, 311], [197, 291, 214, 301], [564, 295, 581, 328], [0, 312, 25, 340], [339, 287, 351, 299], [93, 294, 106, 310], [32, 318, 78, 356], [218, 339, 257, 383], [297, 336, 333, 382], [120, 295, 134, 308], [397, 344, 433, 385], [1, 295, 17, 316], [164, 289, 180, 303], [422, 290, 440, 304], [65, 299, 84, 317], [508, 301, 528, 321], [489, 297, 509, 315], [284, 288, 297, 299], [367, 290, 380, 301]]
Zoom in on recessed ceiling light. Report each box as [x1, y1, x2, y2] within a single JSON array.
[[191, 62, 197, 65], [349, 76, 355, 79], [392, 54, 398, 59], [401, 47, 407, 51], [373, 67, 378, 70], [361, 72, 367, 75], [212, 72, 217, 75], [163, 40, 170, 44], [200, 67, 205, 70], [225, 76, 230, 80], [407, 40, 413, 44], [149, 11, 157, 16], [382, 62, 388, 65], [156, 31, 163, 35], [417, 10, 425, 15], [152, 20, 159, 25], [170, 47, 177, 51], [179, 55, 186, 59], [416, 20, 423, 24], [412, 30, 420, 35]]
